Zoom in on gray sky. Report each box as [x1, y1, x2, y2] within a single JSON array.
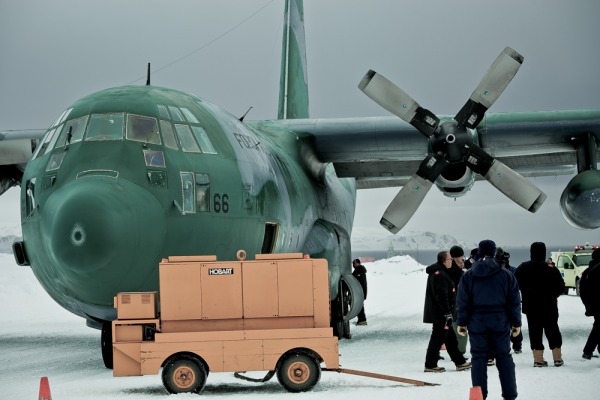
[[1, 0, 599, 245]]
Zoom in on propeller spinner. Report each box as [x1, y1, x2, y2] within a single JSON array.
[[359, 47, 547, 234]]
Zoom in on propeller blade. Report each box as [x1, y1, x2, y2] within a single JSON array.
[[359, 70, 439, 137], [484, 160, 547, 212], [380, 153, 449, 234], [465, 143, 546, 212], [455, 47, 524, 129], [380, 175, 433, 234]]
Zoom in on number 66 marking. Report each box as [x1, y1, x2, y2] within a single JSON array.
[[213, 193, 229, 213]]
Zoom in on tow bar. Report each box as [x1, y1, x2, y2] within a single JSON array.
[[323, 368, 440, 386]]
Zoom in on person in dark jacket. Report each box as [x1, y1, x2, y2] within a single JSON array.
[[448, 245, 468, 355], [465, 248, 478, 270], [457, 239, 521, 400], [580, 249, 600, 359], [352, 259, 368, 326], [514, 242, 565, 367], [496, 247, 523, 355], [423, 251, 471, 373]]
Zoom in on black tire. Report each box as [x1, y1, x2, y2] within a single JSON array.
[[162, 355, 207, 394], [277, 352, 321, 392], [331, 281, 352, 339], [101, 321, 113, 369]]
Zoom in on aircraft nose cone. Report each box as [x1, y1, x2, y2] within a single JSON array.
[[42, 177, 166, 305]]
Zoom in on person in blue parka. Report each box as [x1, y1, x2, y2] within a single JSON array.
[[457, 240, 522, 400]]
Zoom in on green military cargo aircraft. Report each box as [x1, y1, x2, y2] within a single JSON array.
[[0, 0, 599, 368]]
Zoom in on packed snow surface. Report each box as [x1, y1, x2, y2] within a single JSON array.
[[0, 254, 597, 399]]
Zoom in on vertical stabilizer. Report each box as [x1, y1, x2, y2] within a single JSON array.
[[278, 0, 309, 119]]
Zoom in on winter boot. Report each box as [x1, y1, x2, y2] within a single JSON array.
[[533, 349, 548, 367], [552, 348, 564, 367]]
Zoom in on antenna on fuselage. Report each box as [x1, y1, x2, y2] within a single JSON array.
[[239, 106, 253, 121], [146, 63, 151, 86]]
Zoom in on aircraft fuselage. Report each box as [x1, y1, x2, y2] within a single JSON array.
[[20, 85, 356, 325]]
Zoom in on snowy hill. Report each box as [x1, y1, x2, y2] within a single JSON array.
[[351, 228, 477, 251]]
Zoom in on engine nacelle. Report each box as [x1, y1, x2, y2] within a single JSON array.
[[560, 169, 600, 230], [435, 164, 475, 198]]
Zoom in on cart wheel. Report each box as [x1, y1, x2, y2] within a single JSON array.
[[277, 352, 321, 392], [162, 355, 207, 394]]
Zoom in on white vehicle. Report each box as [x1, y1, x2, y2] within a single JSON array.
[[551, 245, 599, 296]]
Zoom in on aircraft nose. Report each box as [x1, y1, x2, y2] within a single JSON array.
[[42, 176, 166, 305]]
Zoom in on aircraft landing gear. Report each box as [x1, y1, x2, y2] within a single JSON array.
[[331, 280, 352, 339], [101, 321, 113, 369]]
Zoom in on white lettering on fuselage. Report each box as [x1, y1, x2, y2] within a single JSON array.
[[233, 132, 266, 153], [208, 268, 234, 275]]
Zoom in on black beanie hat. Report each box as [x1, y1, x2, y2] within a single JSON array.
[[450, 245, 464, 258], [530, 242, 547, 261], [591, 249, 600, 261], [478, 240, 496, 257]]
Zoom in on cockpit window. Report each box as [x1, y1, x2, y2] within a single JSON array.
[[85, 113, 124, 141], [180, 172, 195, 213], [190, 126, 217, 154], [126, 114, 161, 145], [174, 124, 201, 153], [50, 108, 73, 128], [55, 116, 89, 148], [160, 120, 179, 150], [180, 107, 199, 123], [157, 105, 170, 120], [168, 106, 185, 122], [196, 173, 210, 212], [46, 151, 67, 171], [44, 124, 63, 155], [32, 127, 59, 159], [143, 150, 166, 168]]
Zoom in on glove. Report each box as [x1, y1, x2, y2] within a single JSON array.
[[457, 326, 468, 336], [444, 313, 453, 327], [511, 326, 521, 337]]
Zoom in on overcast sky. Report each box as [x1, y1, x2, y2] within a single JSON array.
[[1, 0, 599, 246]]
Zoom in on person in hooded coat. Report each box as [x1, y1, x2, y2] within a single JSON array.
[[514, 242, 565, 367], [456, 239, 521, 400], [580, 248, 600, 359]]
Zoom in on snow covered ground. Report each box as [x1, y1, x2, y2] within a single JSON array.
[[0, 253, 597, 399]]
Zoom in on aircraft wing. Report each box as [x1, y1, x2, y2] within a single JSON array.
[[257, 109, 600, 231], [268, 109, 600, 189], [0, 129, 45, 194]]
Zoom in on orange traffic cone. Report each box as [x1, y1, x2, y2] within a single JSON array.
[[469, 386, 483, 400], [38, 377, 52, 400]]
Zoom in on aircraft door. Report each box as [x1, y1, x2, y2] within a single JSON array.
[[261, 222, 278, 254]]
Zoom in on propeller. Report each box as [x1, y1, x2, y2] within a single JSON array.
[[359, 47, 547, 234]]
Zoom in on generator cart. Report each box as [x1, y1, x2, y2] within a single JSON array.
[[112, 252, 436, 393]]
